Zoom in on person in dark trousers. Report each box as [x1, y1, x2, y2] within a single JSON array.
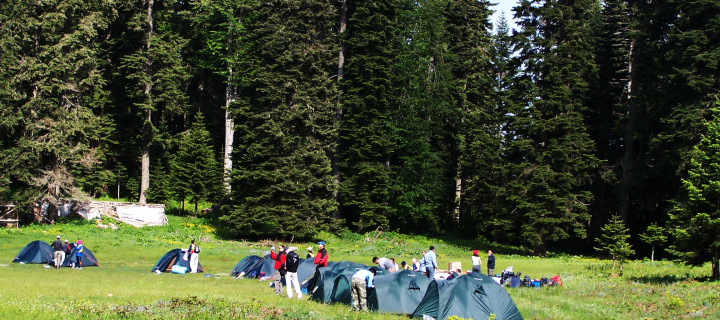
[[270, 244, 286, 295], [314, 241, 328, 268], [52, 235, 64, 268], [351, 267, 376, 311], [284, 247, 302, 299], [63, 239, 74, 267], [487, 250, 495, 277]]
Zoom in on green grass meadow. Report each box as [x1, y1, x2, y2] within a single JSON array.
[[1, 216, 719, 319]]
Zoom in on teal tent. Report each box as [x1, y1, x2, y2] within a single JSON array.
[[12, 240, 53, 264], [411, 272, 523, 320], [309, 261, 367, 303], [297, 259, 316, 289], [330, 269, 430, 315]]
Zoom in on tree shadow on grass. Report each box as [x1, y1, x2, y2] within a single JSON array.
[[628, 273, 714, 284], [440, 235, 529, 256]]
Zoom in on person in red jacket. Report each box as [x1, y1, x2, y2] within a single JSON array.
[[270, 244, 286, 295], [314, 241, 328, 267]]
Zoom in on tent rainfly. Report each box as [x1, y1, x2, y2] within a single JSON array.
[[411, 272, 523, 320], [152, 249, 204, 273], [12, 240, 53, 264]]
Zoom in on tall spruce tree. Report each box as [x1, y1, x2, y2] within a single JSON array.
[[668, 98, 720, 280], [222, 0, 340, 239], [585, 0, 631, 229], [185, 0, 249, 196], [653, 0, 720, 235], [509, 0, 600, 254], [170, 113, 223, 216], [337, 0, 401, 232], [0, 0, 116, 202], [446, 0, 501, 238], [117, 0, 191, 204]]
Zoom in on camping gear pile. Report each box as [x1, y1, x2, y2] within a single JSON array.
[[498, 266, 562, 289], [232, 255, 524, 320]]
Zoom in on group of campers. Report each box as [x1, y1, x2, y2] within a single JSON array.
[[50, 235, 84, 269], [268, 242, 498, 312], [270, 241, 329, 299]]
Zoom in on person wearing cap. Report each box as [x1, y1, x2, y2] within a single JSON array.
[[314, 241, 328, 268], [284, 247, 302, 299], [471, 249, 482, 273], [75, 240, 84, 269], [270, 244, 286, 295], [306, 246, 313, 259], [351, 267, 376, 311], [52, 236, 64, 268]]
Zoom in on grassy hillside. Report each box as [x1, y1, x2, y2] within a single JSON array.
[[1, 216, 718, 319]]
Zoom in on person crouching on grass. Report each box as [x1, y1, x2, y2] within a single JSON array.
[[351, 267, 376, 312]]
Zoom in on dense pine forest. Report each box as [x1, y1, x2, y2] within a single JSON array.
[[1, 0, 719, 274]]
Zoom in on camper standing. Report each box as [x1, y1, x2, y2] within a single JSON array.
[[487, 250, 495, 276], [351, 268, 376, 311], [52, 235, 64, 268], [271, 244, 286, 295], [314, 241, 328, 267], [423, 246, 437, 280], [75, 240, 84, 269], [306, 246, 313, 259], [471, 249, 482, 273], [284, 247, 302, 299], [64, 240, 73, 267], [188, 240, 200, 273]]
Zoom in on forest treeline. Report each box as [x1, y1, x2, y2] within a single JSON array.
[[1, 0, 719, 260]]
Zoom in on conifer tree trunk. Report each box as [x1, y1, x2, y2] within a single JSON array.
[[223, 70, 235, 195], [651, 245, 655, 262], [334, 0, 349, 202], [619, 38, 637, 222], [139, 0, 155, 205]]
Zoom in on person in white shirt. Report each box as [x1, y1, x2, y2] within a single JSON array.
[[471, 249, 481, 273]]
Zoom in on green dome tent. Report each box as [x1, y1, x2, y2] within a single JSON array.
[[411, 272, 523, 320], [309, 261, 367, 303], [331, 269, 430, 315], [12, 240, 53, 264]]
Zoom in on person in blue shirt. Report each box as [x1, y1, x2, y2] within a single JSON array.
[[75, 240, 84, 269], [351, 267, 376, 311], [423, 246, 438, 280]]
